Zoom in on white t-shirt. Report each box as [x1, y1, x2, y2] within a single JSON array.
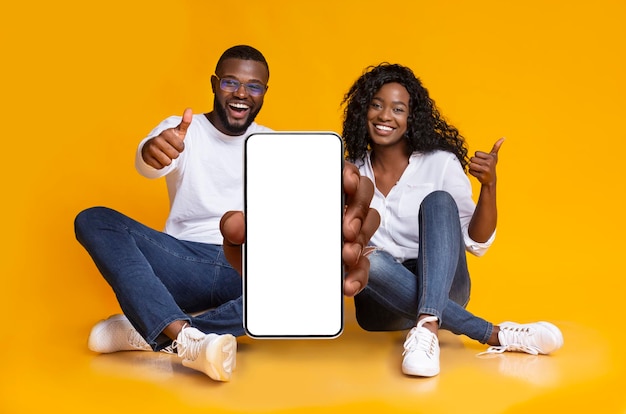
[[354, 150, 495, 262], [135, 114, 272, 244]]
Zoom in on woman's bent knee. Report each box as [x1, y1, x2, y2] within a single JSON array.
[[420, 191, 458, 217]]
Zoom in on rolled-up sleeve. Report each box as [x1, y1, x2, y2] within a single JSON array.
[[463, 227, 496, 256]]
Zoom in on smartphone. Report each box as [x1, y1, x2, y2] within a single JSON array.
[[243, 132, 344, 338]]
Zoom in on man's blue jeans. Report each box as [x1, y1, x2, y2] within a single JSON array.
[[74, 207, 245, 350], [354, 191, 493, 344]]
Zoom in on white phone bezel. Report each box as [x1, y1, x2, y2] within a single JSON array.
[[243, 132, 344, 339]]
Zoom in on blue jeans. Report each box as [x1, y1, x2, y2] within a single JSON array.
[[354, 191, 493, 344], [74, 207, 245, 351]]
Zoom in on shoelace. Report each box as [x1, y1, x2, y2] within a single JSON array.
[[480, 325, 540, 356], [160, 345, 175, 354], [403, 328, 437, 358], [172, 329, 203, 361], [127, 329, 150, 350]]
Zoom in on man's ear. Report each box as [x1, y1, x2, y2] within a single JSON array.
[[210, 75, 218, 94]]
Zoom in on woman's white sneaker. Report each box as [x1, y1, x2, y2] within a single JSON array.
[[401, 316, 440, 377], [484, 321, 564, 355], [173, 326, 237, 381]]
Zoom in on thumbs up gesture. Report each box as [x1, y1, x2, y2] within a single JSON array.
[[141, 108, 193, 169], [468, 137, 505, 186]]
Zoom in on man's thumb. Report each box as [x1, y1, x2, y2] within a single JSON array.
[[176, 108, 193, 137]]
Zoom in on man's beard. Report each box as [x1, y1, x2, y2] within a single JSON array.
[[214, 97, 263, 135]]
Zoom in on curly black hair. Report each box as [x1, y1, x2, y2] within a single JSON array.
[[341, 63, 469, 171]]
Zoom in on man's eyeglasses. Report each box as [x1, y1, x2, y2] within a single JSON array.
[[216, 76, 267, 97]]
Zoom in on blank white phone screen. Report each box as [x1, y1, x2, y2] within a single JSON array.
[[244, 132, 344, 338]]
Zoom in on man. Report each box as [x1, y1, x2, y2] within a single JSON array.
[[74, 45, 379, 382]]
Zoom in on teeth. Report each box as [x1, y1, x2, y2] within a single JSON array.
[[375, 125, 393, 131], [229, 103, 249, 109]]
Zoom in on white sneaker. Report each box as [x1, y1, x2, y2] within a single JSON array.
[[402, 316, 440, 377], [173, 326, 236, 381], [483, 321, 564, 355], [88, 314, 151, 353]]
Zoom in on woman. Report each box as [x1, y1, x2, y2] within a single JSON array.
[[341, 63, 563, 377]]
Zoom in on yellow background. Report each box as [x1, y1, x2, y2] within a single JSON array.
[[1, 0, 625, 413]]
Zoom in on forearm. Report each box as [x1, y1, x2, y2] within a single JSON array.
[[468, 183, 497, 243]]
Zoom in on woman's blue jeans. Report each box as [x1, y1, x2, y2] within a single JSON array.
[[354, 191, 493, 344], [74, 207, 245, 350]]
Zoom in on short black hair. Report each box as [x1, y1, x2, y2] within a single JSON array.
[[216, 45, 269, 79]]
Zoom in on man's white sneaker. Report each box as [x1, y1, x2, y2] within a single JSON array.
[[402, 316, 440, 377], [484, 321, 564, 355], [173, 326, 236, 382], [88, 314, 151, 353]]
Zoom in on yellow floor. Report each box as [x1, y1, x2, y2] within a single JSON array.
[[3, 300, 624, 414]]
